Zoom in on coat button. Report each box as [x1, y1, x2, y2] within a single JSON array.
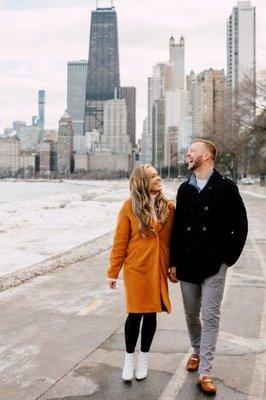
[[204, 206, 209, 211], [187, 226, 191, 231], [202, 226, 207, 231]]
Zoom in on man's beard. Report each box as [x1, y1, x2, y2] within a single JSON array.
[[187, 156, 203, 171]]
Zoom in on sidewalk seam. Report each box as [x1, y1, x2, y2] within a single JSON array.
[[35, 321, 124, 400]]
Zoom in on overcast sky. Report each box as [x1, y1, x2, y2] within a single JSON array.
[[0, 0, 265, 138]]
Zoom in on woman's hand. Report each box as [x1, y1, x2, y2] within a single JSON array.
[[168, 266, 179, 283], [108, 280, 117, 289]]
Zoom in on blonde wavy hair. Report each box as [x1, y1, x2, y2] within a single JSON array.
[[129, 164, 169, 237]]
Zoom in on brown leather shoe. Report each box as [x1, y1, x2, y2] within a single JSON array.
[[185, 354, 200, 372], [197, 376, 217, 395]]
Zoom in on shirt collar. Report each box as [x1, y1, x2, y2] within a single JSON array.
[[189, 169, 214, 192]]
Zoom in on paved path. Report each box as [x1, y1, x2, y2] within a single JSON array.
[[0, 193, 265, 400]]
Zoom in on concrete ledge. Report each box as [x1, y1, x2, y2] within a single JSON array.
[[0, 231, 113, 292]]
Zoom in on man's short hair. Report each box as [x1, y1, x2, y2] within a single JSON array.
[[192, 138, 217, 160]]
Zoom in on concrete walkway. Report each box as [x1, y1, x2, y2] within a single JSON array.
[[0, 192, 265, 400]]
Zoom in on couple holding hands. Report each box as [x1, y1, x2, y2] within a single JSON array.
[[107, 139, 248, 395]]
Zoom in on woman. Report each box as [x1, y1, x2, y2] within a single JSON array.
[[107, 164, 174, 382]]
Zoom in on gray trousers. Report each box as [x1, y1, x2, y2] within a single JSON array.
[[180, 264, 228, 375]]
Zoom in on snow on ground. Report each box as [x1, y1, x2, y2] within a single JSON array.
[[0, 180, 130, 277], [0, 179, 177, 277]]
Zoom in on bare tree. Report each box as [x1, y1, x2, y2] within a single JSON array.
[[204, 73, 266, 182]]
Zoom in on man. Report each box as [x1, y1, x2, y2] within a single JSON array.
[[169, 139, 248, 395]]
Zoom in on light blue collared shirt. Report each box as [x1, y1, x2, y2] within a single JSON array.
[[189, 169, 214, 193]]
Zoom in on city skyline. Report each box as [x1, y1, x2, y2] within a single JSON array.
[[0, 0, 265, 137]]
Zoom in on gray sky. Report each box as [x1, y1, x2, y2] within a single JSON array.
[[0, 0, 265, 138]]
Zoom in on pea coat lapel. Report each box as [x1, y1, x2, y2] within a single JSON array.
[[186, 169, 223, 206]]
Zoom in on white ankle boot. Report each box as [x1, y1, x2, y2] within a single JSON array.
[[135, 351, 149, 380], [122, 352, 134, 381]]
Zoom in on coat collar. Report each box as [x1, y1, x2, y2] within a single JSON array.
[[205, 169, 224, 190], [184, 169, 224, 205], [187, 169, 223, 191]]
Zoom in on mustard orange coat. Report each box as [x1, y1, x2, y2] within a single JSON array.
[[107, 199, 174, 314]]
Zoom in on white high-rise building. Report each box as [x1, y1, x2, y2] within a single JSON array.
[[169, 36, 185, 90], [179, 117, 193, 161], [164, 37, 188, 166], [67, 60, 87, 136], [101, 99, 132, 155], [141, 117, 148, 164], [227, 1, 256, 93], [143, 63, 171, 164], [144, 37, 189, 167], [0, 137, 21, 174]]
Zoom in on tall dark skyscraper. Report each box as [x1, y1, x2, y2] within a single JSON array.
[[84, 1, 120, 134]]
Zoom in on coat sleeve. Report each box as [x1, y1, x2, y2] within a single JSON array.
[[169, 186, 183, 266], [224, 184, 248, 266], [107, 202, 131, 279]]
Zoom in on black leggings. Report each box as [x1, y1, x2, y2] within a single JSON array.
[[125, 313, 157, 354]]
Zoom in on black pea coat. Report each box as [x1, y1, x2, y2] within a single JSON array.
[[170, 169, 248, 284]]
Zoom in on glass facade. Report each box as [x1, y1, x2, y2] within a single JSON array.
[[84, 6, 120, 134], [67, 61, 87, 136]]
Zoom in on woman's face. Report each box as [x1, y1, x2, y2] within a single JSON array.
[[147, 166, 162, 194]]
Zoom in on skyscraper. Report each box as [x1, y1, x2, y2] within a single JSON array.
[[152, 98, 165, 168], [192, 68, 226, 136], [164, 37, 188, 166], [84, 1, 120, 134], [169, 36, 185, 90], [101, 99, 132, 155], [118, 87, 136, 147], [227, 1, 256, 94], [143, 63, 170, 164], [67, 60, 87, 136], [38, 90, 45, 142], [191, 69, 226, 138], [57, 111, 74, 174]]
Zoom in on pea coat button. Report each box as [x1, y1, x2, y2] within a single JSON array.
[[204, 206, 209, 211], [187, 227, 191, 231], [202, 226, 207, 231]]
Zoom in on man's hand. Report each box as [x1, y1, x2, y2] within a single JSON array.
[[168, 266, 179, 283], [108, 280, 117, 289]]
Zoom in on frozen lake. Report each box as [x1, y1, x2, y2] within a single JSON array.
[[0, 179, 177, 277]]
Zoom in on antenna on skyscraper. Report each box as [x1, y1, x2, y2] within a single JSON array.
[[96, 0, 114, 9]]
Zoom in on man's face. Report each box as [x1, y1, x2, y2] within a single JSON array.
[[186, 142, 207, 171]]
